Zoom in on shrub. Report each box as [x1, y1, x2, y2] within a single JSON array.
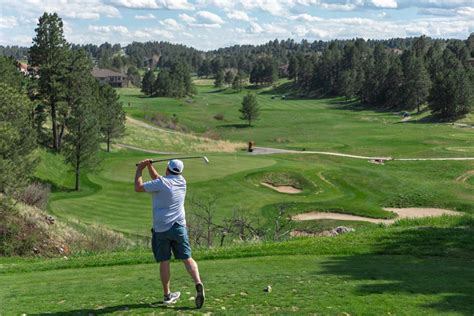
[[214, 113, 225, 121], [14, 182, 50, 210]]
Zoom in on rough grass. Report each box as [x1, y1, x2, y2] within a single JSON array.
[[121, 117, 246, 153]]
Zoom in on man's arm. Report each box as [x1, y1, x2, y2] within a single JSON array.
[[147, 161, 161, 180], [135, 160, 149, 192]]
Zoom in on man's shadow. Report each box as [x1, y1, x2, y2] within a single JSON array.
[[30, 301, 194, 315]]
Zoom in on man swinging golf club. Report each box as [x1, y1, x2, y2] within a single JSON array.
[[135, 158, 205, 308]]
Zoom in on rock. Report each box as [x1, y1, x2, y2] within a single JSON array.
[[330, 226, 355, 236], [45, 215, 55, 224]]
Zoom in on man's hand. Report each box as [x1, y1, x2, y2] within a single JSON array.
[[137, 159, 152, 170]]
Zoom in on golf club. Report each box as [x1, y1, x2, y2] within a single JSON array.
[[135, 156, 209, 166]]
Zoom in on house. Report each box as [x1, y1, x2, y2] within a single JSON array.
[[19, 63, 29, 75], [385, 48, 403, 55], [467, 58, 474, 67], [91, 67, 129, 88]]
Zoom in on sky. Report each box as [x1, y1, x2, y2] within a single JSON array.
[[1, 0, 473, 51]]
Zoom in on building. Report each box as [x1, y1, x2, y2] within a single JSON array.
[[19, 62, 29, 74], [91, 67, 129, 88], [467, 58, 474, 67]]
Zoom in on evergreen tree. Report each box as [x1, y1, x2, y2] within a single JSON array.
[[62, 51, 101, 191], [232, 72, 243, 91], [127, 65, 141, 87], [98, 84, 126, 152], [381, 58, 404, 109], [141, 69, 155, 96], [429, 50, 473, 119], [0, 57, 24, 90], [467, 33, 474, 57], [0, 83, 36, 194], [288, 55, 299, 81], [29, 12, 69, 151], [224, 70, 234, 86], [401, 51, 431, 112], [154, 69, 172, 96], [239, 93, 260, 126], [214, 70, 224, 88]]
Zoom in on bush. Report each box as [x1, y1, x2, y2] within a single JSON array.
[[14, 182, 50, 210], [214, 113, 225, 121]]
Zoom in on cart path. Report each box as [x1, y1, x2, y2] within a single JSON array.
[[251, 146, 474, 161], [115, 143, 178, 155], [456, 170, 474, 183], [293, 207, 462, 224]]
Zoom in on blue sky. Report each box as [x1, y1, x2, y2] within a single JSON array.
[[1, 0, 473, 50]]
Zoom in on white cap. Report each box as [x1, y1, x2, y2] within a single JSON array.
[[168, 159, 184, 174]]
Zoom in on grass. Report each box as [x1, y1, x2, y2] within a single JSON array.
[[12, 80, 474, 314], [1, 216, 473, 314], [118, 85, 474, 159]]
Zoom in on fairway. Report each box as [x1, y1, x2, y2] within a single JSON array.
[[118, 86, 474, 158], [29, 83, 474, 238]]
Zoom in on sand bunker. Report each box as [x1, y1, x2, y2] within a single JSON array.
[[261, 182, 302, 194], [293, 207, 461, 224]]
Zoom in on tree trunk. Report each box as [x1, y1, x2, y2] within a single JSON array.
[[58, 124, 65, 152], [51, 100, 58, 150], [75, 160, 80, 191], [248, 117, 251, 126], [107, 136, 110, 152]]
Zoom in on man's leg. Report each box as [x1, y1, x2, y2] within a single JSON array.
[[160, 260, 171, 295], [183, 258, 205, 309], [183, 258, 201, 284]]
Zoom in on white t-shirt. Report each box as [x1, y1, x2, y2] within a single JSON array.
[[144, 174, 186, 232]]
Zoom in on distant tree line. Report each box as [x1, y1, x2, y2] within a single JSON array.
[[288, 35, 473, 120]]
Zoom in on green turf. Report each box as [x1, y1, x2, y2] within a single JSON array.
[[118, 85, 474, 158], [2, 216, 473, 315]]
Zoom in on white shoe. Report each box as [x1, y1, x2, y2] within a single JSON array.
[[163, 291, 181, 304]]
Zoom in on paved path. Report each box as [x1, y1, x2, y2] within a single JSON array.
[[115, 143, 177, 155], [251, 146, 474, 161]]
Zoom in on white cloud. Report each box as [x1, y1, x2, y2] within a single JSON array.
[[14, 0, 121, 20], [246, 21, 264, 34], [111, 0, 194, 10], [0, 16, 18, 28], [289, 14, 322, 22], [196, 11, 225, 24], [226, 10, 251, 21], [135, 13, 156, 20], [179, 13, 196, 23], [372, 0, 398, 9], [88, 25, 129, 35], [160, 18, 182, 29]]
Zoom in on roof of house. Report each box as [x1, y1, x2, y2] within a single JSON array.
[[91, 67, 125, 78]]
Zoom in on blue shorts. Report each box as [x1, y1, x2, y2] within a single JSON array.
[[151, 223, 192, 262]]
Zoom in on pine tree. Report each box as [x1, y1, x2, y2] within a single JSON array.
[[154, 70, 172, 96], [288, 55, 299, 81], [239, 93, 260, 126], [0, 83, 36, 194], [214, 70, 224, 88], [224, 70, 234, 87], [232, 73, 243, 91], [98, 84, 126, 152], [141, 69, 156, 96], [62, 52, 101, 191], [401, 51, 431, 112], [429, 50, 473, 119], [29, 12, 70, 151]]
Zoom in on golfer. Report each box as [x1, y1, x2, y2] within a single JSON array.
[[135, 158, 205, 308]]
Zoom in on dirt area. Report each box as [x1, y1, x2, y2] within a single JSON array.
[[293, 207, 461, 224], [261, 182, 302, 194], [456, 170, 474, 183]]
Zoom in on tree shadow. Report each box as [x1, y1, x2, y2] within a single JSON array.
[[216, 123, 251, 129], [319, 216, 474, 315], [30, 301, 194, 315]]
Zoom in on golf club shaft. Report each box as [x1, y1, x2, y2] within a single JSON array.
[[135, 156, 208, 166]]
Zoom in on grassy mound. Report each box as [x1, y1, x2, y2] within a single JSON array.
[[246, 170, 316, 194]]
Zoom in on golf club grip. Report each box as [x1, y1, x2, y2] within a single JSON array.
[[135, 160, 157, 167]]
